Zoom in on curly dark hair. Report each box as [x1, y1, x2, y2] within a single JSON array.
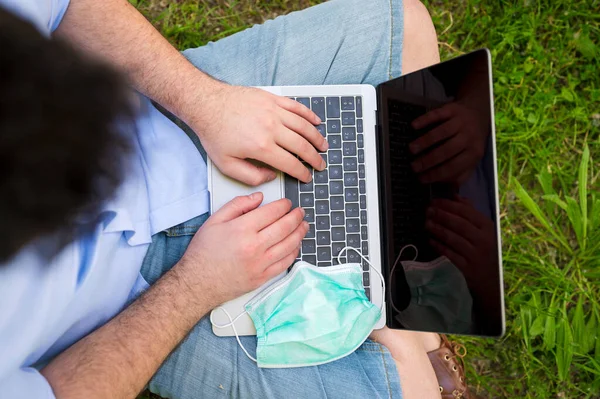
[[0, 7, 136, 263]]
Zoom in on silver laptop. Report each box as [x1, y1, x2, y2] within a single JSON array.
[[209, 49, 505, 338]]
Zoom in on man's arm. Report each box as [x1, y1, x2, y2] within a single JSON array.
[[42, 194, 307, 398], [55, 0, 328, 186]]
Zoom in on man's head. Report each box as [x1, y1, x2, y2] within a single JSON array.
[[0, 7, 135, 262]]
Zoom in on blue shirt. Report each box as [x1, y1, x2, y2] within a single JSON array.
[[0, 1, 210, 397]]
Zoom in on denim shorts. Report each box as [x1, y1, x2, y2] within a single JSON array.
[[141, 0, 405, 397]]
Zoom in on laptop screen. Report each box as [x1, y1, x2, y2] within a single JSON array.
[[377, 49, 504, 337]]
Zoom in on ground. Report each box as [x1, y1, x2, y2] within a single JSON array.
[[131, 1, 600, 398]]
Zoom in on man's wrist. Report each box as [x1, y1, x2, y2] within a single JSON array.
[[170, 256, 222, 314]]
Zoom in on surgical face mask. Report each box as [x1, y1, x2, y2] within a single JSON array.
[[389, 246, 473, 334], [210, 247, 385, 368]]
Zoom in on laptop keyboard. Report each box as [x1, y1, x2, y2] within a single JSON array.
[[285, 96, 371, 300]]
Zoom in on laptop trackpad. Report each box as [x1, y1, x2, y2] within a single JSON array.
[[210, 165, 284, 212]]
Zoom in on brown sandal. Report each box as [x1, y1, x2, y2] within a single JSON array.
[[427, 335, 471, 398]]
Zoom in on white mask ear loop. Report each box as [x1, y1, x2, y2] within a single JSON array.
[[337, 247, 386, 313], [209, 307, 256, 362], [389, 245, 418, 313]]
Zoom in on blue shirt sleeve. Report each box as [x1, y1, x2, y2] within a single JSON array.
[[1, 367, 56, 399], [0, 0, 70, 34]]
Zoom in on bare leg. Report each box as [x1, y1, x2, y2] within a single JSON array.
[[373, 1, 443, 397]]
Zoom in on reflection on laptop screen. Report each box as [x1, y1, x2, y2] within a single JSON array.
[[378, 49, 503, 336]]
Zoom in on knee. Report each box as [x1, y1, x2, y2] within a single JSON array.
[[402, 0, 440, 73]]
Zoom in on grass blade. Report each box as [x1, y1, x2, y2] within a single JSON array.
[[542, 194, 568, 211], [584, 305, 597, 354], [571, 295, 586, 353], [556, 309, 574, 381], [591, 194, 600, 233], [513, 179, 572, 253], [544, 292, 558, 351], [538, 168, 555, 196], [566, 196, 584, 249], [579, 145, 590, 246]]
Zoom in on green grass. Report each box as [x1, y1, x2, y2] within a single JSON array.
[[131, 0, 600, 397]]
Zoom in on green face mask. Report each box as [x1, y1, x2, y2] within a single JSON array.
[[211, 248, 384, 368]]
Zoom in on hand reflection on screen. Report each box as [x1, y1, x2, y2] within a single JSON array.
[[424, 196, 497, 283], [408, 101, 488, 184]]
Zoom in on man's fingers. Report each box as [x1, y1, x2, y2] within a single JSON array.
[[239, 198, 293, 232], [257, 146, 313, 183], [219, 158, 277, 186], [425, 216, 474, 258], [208, 192, 264, 224], [279, 109, 329, 153], [419, 151, 472, 183], [276, 95, 321, 125], [260, 208, 307, 249], [411, 134, 466, 173], [427, 206, 479, 245], [430, 198, 487, 228], [276, 127, 325, 172], [262, 249, 300, 282], [411, 104, 454, 130], [409, 118, 460, 155]]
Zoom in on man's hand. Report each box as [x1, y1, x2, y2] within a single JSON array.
[[191, 85, 328, 186], [177, 192, 308, 307], [409, 102, 488, 184]]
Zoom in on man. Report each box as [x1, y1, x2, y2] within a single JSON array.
[[0, 0, 468, 398]]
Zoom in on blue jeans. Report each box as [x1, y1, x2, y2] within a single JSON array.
[[141, 0, 405, 397]]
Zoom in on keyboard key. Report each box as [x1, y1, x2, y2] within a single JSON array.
[[361, 241, 369, 255], [357, 134, 364, 148], [317, 247, 332, 262], [357, 118, 363, 133], [304, 208, 315, 223], [329, 150, 342, 164], [344, 172, 358, 187], [360, 210, 368, 224], [356, 96, 363, 118], [329, 165, 343, 180], [285, 176, 299, 208], [342, 127, 356, 141], [307, 223, 315, 238], [332, 242, 345, 257], [302, 239, 316, 254], [359, 180, 366, 194], [316, 216, 330, 230], [317, 231, 331, 245], [326, 97, 341, 118], [362, 259, 370, 271], [342, 112, 355, 126], [315, 185, 328, 199], [358, 149, 365, 163], [331, 211, 345, 225], [358, 164, 366, 178], [343, 157, 357, 171], [299, 180, 313, 192], [316, 124, 326, 137], [345, 188, 359, 202], [361, 226, 368, 240], [311, 97, 325, 121], [297, 97, 310, 108], [332, 227, 345, 242], [347, 218, 360, 233], [315, 200, 329, 214], [348, 251, 361, 263], [364, 287, 370, 300], [343, 142, 356, 156], [318, 262, 332, 267], [330, 180, 343, 195], [363, 272, 370, 287], [328, 134, 341, 149], [321, 153, 327, 164], [314, 170, 328, 184], [360, 195, 367, 209], [331, 196, 344, 210], [341, 96, 355, 110], [327, 119, 341, 133], [346, 203, 359, 217], [347, 234, 360, 248], [300, 193, 314, 207], [304, 254, 317, 264]]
